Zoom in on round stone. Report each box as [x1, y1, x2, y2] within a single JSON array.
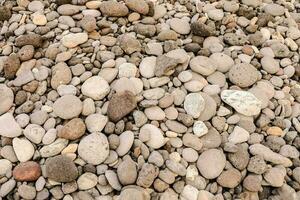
[[13, 138, 34, 162], [190, 56, 217, 76], [184, 93, 205, 118], [85, 113, 108, 133], [81, 76, 110, 100], [139, 57, 156, 78], [13, 161, 41, 181], [77, 172, 98, 190], [210, 53, 234, 72], [193, 121, 208, 137], [53, 95, 82, 119], [116, 131, 134, 156], [0, 84, 14, 115], [78, 133, 109, 165], [197, 149, 226, 179], [140, 124, 166, 149], [261, 56, 280, 74], [228, 63, 259, 87], [169, 18, 190, 35], [117, 158, 137, 185]]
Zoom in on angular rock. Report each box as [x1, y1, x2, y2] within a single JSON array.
[[0, 6, 12, 21], [184, 93, 205, 118], [53, 95, 82, 119], [155, 54, 180, 77], [3, 54, 20, 79], [119, 34, 141, 54], [137, 163, 159, 188], [191, 22, 215, 37], [125, 0, 149, 15]]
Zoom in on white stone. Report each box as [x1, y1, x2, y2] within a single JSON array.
[[169, 18, 191, 35], [181, 185, 199, 200], [40, 138, 68, 157], [184, 93, 205, 118], [53, 95, 82, 119], [221, 90, 261, 116], [193, 121, 208, 137], [81, 76, 110, 100], [190, 56, 217, 76], [0, 84, 14, 115], [140, 124, 166, 149], [116, 131, 134, 156], [24, 124, 45, 144], [32, 12, 47, 25], [85, 113, 108, 133], [13, 138, 35, 162], [77, 172, 98, 190], [0, 113, 22, 138], [139, 57, 156, 78], [144, 106, 165, 121], [78, 133, 109, 165], [62, 33, 88, 48], [118, 63, 137, 78], [228, 126, 250, 144]]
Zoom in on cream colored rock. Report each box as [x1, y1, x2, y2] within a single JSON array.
[[62, 33, 88, 48]]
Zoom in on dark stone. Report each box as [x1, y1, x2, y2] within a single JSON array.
[[0, 6, 11, 21], [191, 22, 215, 37], [15, 34, 43, 48]]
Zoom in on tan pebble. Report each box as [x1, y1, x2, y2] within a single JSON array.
[[166, 131, 178, 138], [267, 126, 283, 136], [128, 12, 140, 22], [62, 144, 78, 154], [86, 1, 101, 9], [32, 12, 47, 26]]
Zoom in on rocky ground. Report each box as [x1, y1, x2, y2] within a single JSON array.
[[0, 0, 300, 199]]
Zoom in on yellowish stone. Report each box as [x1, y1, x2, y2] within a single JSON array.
[[32, 12, 47, 26], [86, 1, 101, 9], [267, 126, 284, 136]]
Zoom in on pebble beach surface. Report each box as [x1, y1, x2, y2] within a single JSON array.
[[0, 0, 300, 200]]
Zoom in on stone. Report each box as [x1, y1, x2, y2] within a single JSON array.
[[210, 53, 234, 72], [193, 121, 208, 137], [190, 56, 217, 76], [119, 186, 150, 200], [221, 90, 261, 116], [140, 124, 166, 149], [85, 113, 108, 133], [191, 22, 215, 37], [116, 131, 134, 156], [81, 76, 110, 100], [197, 149, 226, 179], [13, 161, 41, 181], [0, 159, 12, 176], [207, 9, 224, 21], [15, 34, 43, 47], [77, 172, 98, 190], [0, 84, 14, 115], [117, 158, 137, 185], [58, 118, 86, 140], [144, 106, 165, 121], [166, 160, 187, 176], [0, 6, 11, 21], [228, 144, 249, 170], [217, 168, 241, 188], [80, 15, 97, 32], [18, 184, 36, 200], [45, 155, 78, 182], [32, 12, 47, 26], [78, 133, 109, 165], [137, 163, 159, 188], [100, 1, 129, 17], [266, 126, 284, 136], [12, 138, 35, 162], [261, 56, 280, 74], [51, 62, 72, 89], [57, 4, 80, 15], [53, 95, 82, 119], [62, 33, 88, 48], [28, 1, 44, 11], [107, 91, 137, 122], [134, 24, 156, 37], [228, 126, 250, 144], [183, 133, 203, 151], [264, 166, 286, 187], [119, 34, 141, 54], [40, 138, 68, 157], [228, 63, 258, 87], [24, 124, 45, 144], [264, 4, 285, 16], [249, 144, 292, 167], [125, 0, 149, 15], [169, 18, 190, 34], [18, 45, 34, 61], [181, 185, 198, 200], [247, 155, 267, 174], [155, 54, 180, 77], [184, 93, 205, 118], [243, 175, 262, 192], [3, 54, 20, 79], [0, 180, 16, 197], [139, 57, 156, 78]]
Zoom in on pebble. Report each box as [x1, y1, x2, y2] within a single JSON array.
[[57, 4, 80, 15], [0, 180, 16, 197], [116, 131, 134, 156], [169, 18, 190, 35], [125, 0, 149, 15], [15, 34, 43, 48], [117, 157, 137, 185], [85, 113, 108, 132], [13, 161, 41, 181], [193, 121, 208, 137], [264, 4, 285, 16], [119, 186, 150, 200], [53, 95, 82, 119], [32, 12, 47, 26], [24, 124, 45, 144], [228, 126, 250, 144], [62, 33, 88, 48], [139, 57, 156, 78], [77, 173, 98, 190], [261, 56, 280, 74], [100, 1, 129, 17], [51, 62, 72, 89], [58, 118, 86, 140], [228, 63, 259, 87], [137, 163, 159, 188], [184, 93, 205, 118], [18, 184, 36, 199], [81, 76, 110, 100], [40, 138, 68, 157], [217, 168, 241, 188], [140, 124, 166, 149], [0, 159, 12, 176], [78, 133, 109, 165], [190, 56, 217, 76], [0, 84, 14, 115], [13, 138, 34, 162]]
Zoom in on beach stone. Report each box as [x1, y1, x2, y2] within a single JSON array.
[[57, 4, 80, 15], [0, 84, 14, 115], [0, 6, 11, 21], [77, 173, 98, 190], [12, 138, 34, 162], [119, 34, 141, 54], [15, 34, 43, 47], [228, 63, 259, 87], [217, 168, 242, 188], [62, 33, 88, 48], [191, 21, 215, 37], [58, 118, 86, 140], [139, 57, 156, 78], [183, 133, 203, 151], [107, 91, 137, 122], [228, 126, 250, 144], [184, 93, 205, 118], [197, 149, 226, 179], [228, 144, 249, 170], [53, 95, 82, 119], [193, 121, 208, 137], [78, 133, 109, 165], [46, 155, 78, 182], [0, 180, 16, 197], [18, 45, 34, 61], [85, 113, 108, 132], [190, 56, 217, 76], [210, 53, 234, 72], [144, 106, 165, 121], [0, 159, 12, 176], [81, 76, 110, 100], [3, 54, 20, 79], [117, 157, 137, 185], [32, 12, 47, 26], [140, 124, 166, 149], [80, 15, 96, 32], [119, 186, 150, 200], [207, 9, 224, 21], [13, 161, 41, 181], [264, 4, 285, 16], [270, 43, 290, 58], [137, 163, 159, 188], [247, 155, 267, 174], [40, 138, 68, 157], [264, 166, 286, 187], [28, 1, 44, 12], [100, 1, 129, 17], [169, 18, 190, 35], [221, 90, 261, 116], [155, 54, 180, 77], [18, 185, 36, 200], [51, 62, 72, 89], [116, 131, 134, 156], [261, 56, 280, 74], [198, 92, 217, 121], [24, 124, 45, 144], [125, 0, 149, 15]]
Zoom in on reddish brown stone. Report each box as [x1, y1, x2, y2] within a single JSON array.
[[58, 118, 86, 140], [13, 161, 41, 181], [3, 54, 20, 79]]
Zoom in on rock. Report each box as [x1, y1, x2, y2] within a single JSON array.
[[40, 138, 68, 157], [58, 118, 86, 140], [0, 6, 12, 21], [228, 144, 250, 170], [264, 166, 286, 187], [117, 157, 137, 185], [119, 186, 150, 200], [13, 161, 41, 181], [217, 168, 241, 188], [116, 131, 134, 156], [207, 9, 224, 21], [119, 34, 141, 54], [77, 172, 98, 190], [18, 45, 34, 61], [28, 1, 44, 12], [228, 126, 250, 144], [137, 163, 159, 188], [78, 133, 109, 165], [210, 53, 234, 72], [228, 63, 258, 87], [62, 33, 88, 48], [181, 185, 198, 200], [198, 92, 217, 121], [56, 0, 72, 5], [100, 1, 129, 17], [197, 149, 226, 179], [270, 43, 290, 58], [125, 0, 149, 15], [134, 24, 156, 37], [81, 76, 110, 100], [12, 138, 35, 162], [80, 15, 97, 32], [169, 18, 190, 34], [15, 34, 43, 47], [0, 159, 12, 176], [53, 95, 82, 119], [191, 22, 214, 37], [0, 179, 16, 197], [18, 184, 36, 200], [51, 62, 72, 89], [139, 57, 156, 78], [157, 30, 178, 41], [85, 113, 108, 133], [107, 91, 137, 122], [57, 4, 80, 15], [266, 126, 284, 136], [166, 160, 187, 176], [45, 155, 78, 182], [224, 33, 247, 46], [193, 121, 208, 137], [183, 133, 203, 151], [249, 144, 292, 167], [247, 155, 267, 174], [24, 124, 45, 144], [279, 145, 299, 159], [184, 93, 205, 118], [144, 106, 165, 121], [0, 84, 14, 115], [243, 174, 262, 192], [264, 4, 285, 16], [155, 54, 180, 77], [190, 56, 217, 76], [140, 124, 166, 149], [3, 54, 20, 79], [32, 12, 47, 26], [221, 90, 261, 116]]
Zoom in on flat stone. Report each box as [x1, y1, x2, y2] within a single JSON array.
[[13, 161, 41, 181], [217, 168, 241, 188], [137, 163, 159, 188], [85, 113, 108, 133], [169, 18, 190, 34], [193, 121, 208, 137], [81, 76, 110, 100], [46, 155, 78, 182], [190, 56, 217, 76], [155, 54, 180, 77], [0, 159, 12, 177], [24, 124, 45, 144], [58, 118, 86, 140], [0, 180, 16, 197], [78, 133, 109, 165], [125, 0, 149, 15], [264, 4, 285, 16], [51, 62, 72, 89], [197, 149, 226, 179], [139, 57, 156, 78], [117, 157, 137, 185], [140, 124, 166, 149], [18, 185, 36, 200], [184, 93, 205, 118], [13, 138, 34, 162], [100, 1, 128, 17], [107, 91, 137, 122], [0, 86, 16, 113], [221, 90, 261, 116], [119, 34, 141, 54], [77, 172, 98, 190], [62, 33, 88, 48], [228, 126, 250, 144], [57, 4, 80, 15], [0, 113, 21, 138], [116, 131, 134, 156], [53, 95, 82, 119]]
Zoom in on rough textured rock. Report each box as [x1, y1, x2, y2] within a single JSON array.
[[100, 1, 129, 17], [58, 118, 86, 140], [13, 162, 41, 181]]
